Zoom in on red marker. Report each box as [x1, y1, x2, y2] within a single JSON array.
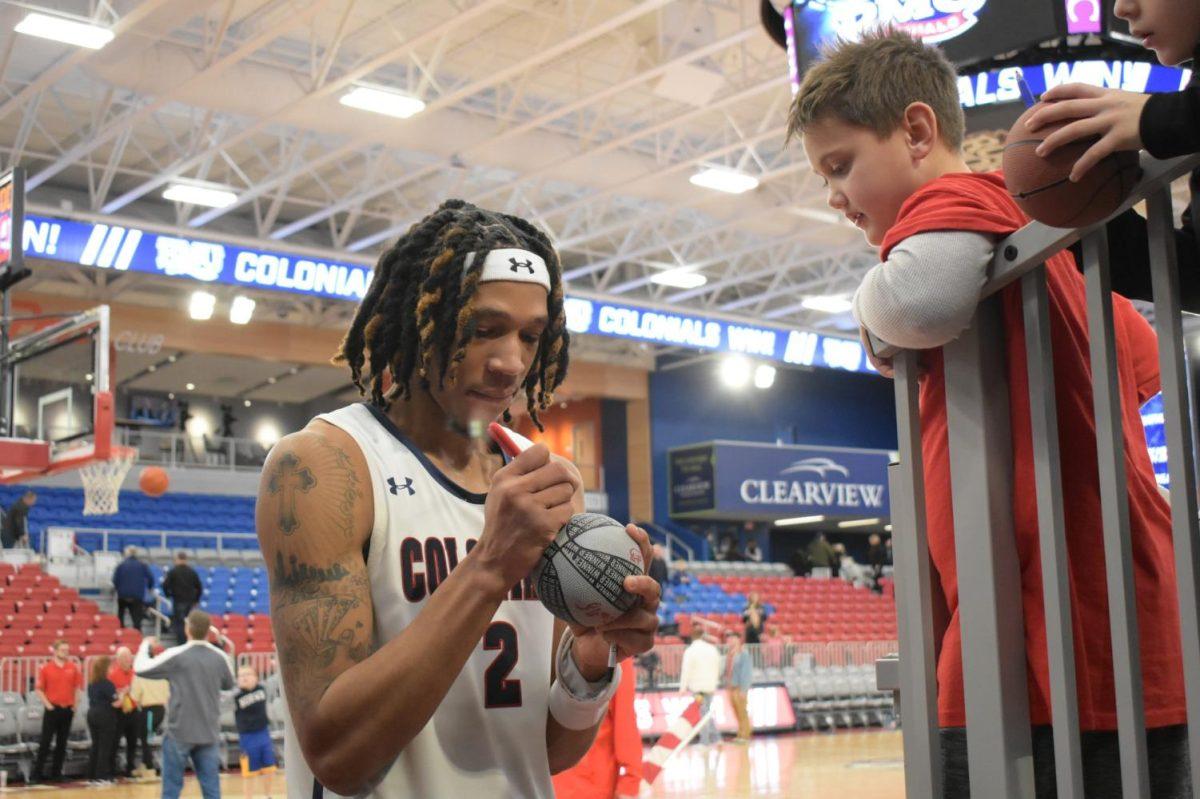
[[487, 422, 536, 458]]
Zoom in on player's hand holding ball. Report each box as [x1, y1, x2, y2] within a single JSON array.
[[565, 521, 661, 676], [473, 442, 582, 592]]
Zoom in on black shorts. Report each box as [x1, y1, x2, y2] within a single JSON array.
[[940, 725, 1193, 798]]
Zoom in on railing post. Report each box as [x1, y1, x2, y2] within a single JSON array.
[[1146, 184, 1200, 782], [943, 294, 1034, 798], [1021, 266, 1084, 799], [1082, 228, 1151, 797], [888, 349, 942, 797]]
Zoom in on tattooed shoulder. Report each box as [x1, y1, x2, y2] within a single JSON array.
[[263, 435, 363, 541]]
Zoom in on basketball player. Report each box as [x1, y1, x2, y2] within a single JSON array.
[[256, 200, 661, 798]]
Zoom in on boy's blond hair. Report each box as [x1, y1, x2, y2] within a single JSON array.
[[786, 28, 964, 150]]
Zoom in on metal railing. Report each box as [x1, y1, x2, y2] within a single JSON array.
[[45, 526, 258, 557], [883, 152, 1200, 799], [115, 427, 270, 472], [634, 639, 897, 688]]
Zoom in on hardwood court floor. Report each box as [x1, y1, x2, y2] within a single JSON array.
[[0, 730, 904, 798]]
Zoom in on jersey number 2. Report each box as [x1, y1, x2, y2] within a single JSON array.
[[483, 622, 522, 708]]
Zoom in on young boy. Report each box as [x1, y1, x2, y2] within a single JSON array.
[[1026, 0, 1200, 310], [789, 29, 1188, 797], [233, 666, 276, 776]]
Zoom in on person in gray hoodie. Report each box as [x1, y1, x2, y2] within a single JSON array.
[[134, 609, 234, 799]]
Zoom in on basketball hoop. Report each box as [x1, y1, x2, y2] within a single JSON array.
[[78, 447, 136, 516]]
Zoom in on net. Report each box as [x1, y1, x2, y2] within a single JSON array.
[[79, 449, 135, 515]]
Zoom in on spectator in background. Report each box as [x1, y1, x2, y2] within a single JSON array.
[[724, 630, 753, 744], [233, 666, 277, 776], [31, 639, 82, 783], [551, 658, 642, 799], [807, 532, 836, 576], [761, 625, 784, 668], [679, 627, 722, 747], [130, 670, 168, 778], [885, 537, 893, 566], [720, 535, 743, 562], [1, 490, 36, 549], [161, 552, 203, 644], [868, 534, 886, 593], [113, 547, 154, 630], [648, 543, 669, 589], [108, 647, 139, 778], [744, 539, 763, 563], [743, 592, 768, 645], [134, 610, 234, 799], [86, 655, 120, 784], [788, 546, 811, 577]]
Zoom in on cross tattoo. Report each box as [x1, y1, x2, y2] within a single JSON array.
[[268, 452, 317, 535]]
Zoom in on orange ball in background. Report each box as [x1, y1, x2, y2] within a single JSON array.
[[139, 466, 170, 497]]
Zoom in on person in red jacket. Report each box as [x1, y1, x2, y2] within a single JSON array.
[[552, 659, 642, 799]]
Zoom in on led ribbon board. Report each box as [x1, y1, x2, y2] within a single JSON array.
[[22, 214, 877, 375]]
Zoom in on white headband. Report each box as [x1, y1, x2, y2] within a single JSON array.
[[465, 248, 551, 291]]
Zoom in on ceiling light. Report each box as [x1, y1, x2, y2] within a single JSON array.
[[754, 364, 776, 389], [719, 355, 751, 388], [775, 515, 825, 527], [163, 183, 237, 209], [15, 13, 113, 49], [267, 376, 277, 384], [147, 365, 156, 372], [650, 268, 707, 289], [689, 167, 759, 195], [801, 295, 854, 314], [229, 296, 255, 325], [838, 518, 882, 528], [167, 355, 177, 363], [255, 421, 282, 448], [168, 393, 175, 400], [188, 291, 216, 321], [84, 373, 93, 382], [340, 85, 426, 119], [885, 524, 893, 532], [186, 383, 195, 391], [243, 400, 252, 408]]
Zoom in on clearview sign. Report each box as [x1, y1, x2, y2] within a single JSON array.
[[669, 441, 893, 520], [21, 214, 877, 375]]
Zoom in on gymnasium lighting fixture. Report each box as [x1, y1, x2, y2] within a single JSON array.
[[690, 167, 759, 194], [801, 295, 854, 314], [838, 518, 882, 528], [243, 400, 252, 408], [775, 515, 825, 527], [719, 355, 751, 388], [340, 85, 426, 119], [885, 524, 893, 531], [15, 12, 113, 49], [188, 291, 216, 321], [163, 183, 237, 209], [186, 383, 195, 391], [650, 268, 707, 289], [256, 421, 282, 448], [754, 364, 776, 389], [229, 296, 255, 325]]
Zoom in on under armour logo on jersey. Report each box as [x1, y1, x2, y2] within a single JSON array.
[[508, 257, 535, 274], [388, 476, 415, 496]]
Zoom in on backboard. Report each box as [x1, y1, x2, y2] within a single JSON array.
[[0, 305, 127, 484]]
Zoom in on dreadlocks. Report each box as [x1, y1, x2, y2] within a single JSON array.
[[334, 199, 570, 430]]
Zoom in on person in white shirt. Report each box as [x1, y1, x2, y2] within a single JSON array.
[[678, 626, 722, 746], [743, 540, 763, 563]]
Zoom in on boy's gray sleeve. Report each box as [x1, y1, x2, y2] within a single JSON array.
[[852, 230, 995, 350]]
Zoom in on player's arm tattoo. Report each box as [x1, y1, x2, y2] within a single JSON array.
[[272, 553, 375, 701], [264, 439, 361, 540]]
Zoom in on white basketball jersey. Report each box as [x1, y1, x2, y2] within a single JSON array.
[[283, 403, 556, 799]]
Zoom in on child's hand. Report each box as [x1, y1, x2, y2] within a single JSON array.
[[1024, 84, 1149, 182]]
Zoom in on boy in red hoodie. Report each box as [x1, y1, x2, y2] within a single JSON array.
[[788, 28, 1187, 797]]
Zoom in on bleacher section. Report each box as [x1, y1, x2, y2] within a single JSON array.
[[0, 562, 126, 660], [0, 485, 257, 558]]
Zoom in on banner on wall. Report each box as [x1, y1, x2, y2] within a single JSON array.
[[669, 440, 893, 520], [20, 214, 877, 376], [633, 685, 796, 738]]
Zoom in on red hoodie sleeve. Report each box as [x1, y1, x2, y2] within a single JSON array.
[[612, 660, 643, 795]]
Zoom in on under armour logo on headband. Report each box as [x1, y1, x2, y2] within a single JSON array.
[[466, 247, 551, 291]]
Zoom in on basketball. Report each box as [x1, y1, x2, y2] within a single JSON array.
[[532, 513, 644, 627], [138, 466, 169, 497], [1002, 102, 1141, 229]]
